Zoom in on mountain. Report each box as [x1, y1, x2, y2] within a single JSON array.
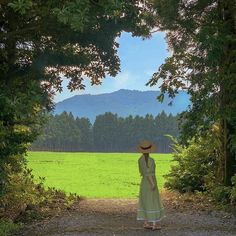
[[54, 89, 190, 122]]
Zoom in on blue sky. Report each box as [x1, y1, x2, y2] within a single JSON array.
[[55, 32, 169, 102]]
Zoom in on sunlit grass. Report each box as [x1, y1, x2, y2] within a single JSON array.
[[27, 152, 173, 198]]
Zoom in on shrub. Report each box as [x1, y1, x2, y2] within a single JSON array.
[[205, 175, 236, 205], [230, 175, 236, 204], [0, 165, 45, 220], [165, 133, 236, 207], [0, 219, 19, 236], [0, 164, 80, 222], [164, 135, 217, 192], [210, 186, 232, 204]]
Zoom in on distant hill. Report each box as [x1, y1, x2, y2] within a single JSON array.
[[54, 89, 190, 122]]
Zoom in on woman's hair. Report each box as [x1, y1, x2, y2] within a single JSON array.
[[143, 153, 149, 167]]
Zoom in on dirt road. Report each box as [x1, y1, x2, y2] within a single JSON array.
[[16, 196, 236, 236]]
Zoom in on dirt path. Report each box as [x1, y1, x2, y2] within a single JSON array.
[[16, 196, 236, 236]]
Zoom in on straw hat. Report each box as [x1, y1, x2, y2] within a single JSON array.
[[137, 140, 156, 153]]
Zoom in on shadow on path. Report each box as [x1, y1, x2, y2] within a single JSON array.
[[16, 198, 236, 236]]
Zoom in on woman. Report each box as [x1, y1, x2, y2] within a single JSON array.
[[137, 140, 165, 230]]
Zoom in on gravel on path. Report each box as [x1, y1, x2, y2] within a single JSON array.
[[15, 198, 236, 236]]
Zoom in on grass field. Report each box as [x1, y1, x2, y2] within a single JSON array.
[[27, 152, 173, 198]]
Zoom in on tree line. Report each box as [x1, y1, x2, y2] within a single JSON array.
[[31, 111, 179, 153]]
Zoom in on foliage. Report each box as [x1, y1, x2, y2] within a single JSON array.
[[2, 0, 156, 92], [165, 130, 236, 206], [149, 0, 236, 137], [1, 166, 45, 220], [230, 176, 236, 203], [205, 173, 236, 205], [0, 219, 19, 236], [0, 0, 157, 216], [0, 79, 48, 195], [209, 185, 232, 205], [164, 134, 219, 192], [0, 164, 79, 223], [31, 111, 179, 152], [32, 112, 83, 152], [27, 152, 172, 198], [148, 0, 236, 184]]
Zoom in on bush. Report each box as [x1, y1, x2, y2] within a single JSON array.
[[230, 175, 236, 203], [205, 175, 236, 205], [0, 219, 19, 236], [165, 132, 236, 207], [210, 186, 232, 204], [164, 135, 217, 192], [0, 164, 80, 222], [0, 165, 45, 220]]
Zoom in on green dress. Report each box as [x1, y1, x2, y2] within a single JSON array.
[[137, 155, 165, 222]]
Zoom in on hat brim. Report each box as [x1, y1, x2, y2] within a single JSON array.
[[137, 144, 156, 153]]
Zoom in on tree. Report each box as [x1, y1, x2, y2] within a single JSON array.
[[93, 112, 119, 151], [75, 117, 93, 151], [148, 0, 236, 185], [154, 111, 168, 152], [0, 0, 157, 193], [31, 112, 81, 151]]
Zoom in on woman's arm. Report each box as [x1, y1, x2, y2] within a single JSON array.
[[138, 158, 143, 176], [147, 176, 156, 190], [147, 159, 156, 190]]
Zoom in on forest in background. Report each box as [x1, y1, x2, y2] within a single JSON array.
[[31, 111, 179, 153]]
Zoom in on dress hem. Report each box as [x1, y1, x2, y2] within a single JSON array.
[[137, 215, 166, 223], [138, 208, 164, 213]]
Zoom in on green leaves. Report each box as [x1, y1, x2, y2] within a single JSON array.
[[164, 132, 220, 193], [157, 93, 164, 102], [52, 0, 125, 32], [53, 0, 91, 32], [148, 0, 236, 186], [1, 0, 159, 201], [8, 0, 33, 15]]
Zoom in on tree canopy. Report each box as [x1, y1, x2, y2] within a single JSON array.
[[148, 0, 236, 185], [1, 0, 156, 91], [0, 0, 157, 193]]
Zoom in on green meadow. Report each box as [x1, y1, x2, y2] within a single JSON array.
[[27, 152, 173, 198]]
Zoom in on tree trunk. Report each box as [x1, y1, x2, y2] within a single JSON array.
[[219, 0, 236, 186], [223, 120, 235, 186]]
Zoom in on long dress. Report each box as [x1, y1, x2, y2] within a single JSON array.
[[137, 155, 165, 223]]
